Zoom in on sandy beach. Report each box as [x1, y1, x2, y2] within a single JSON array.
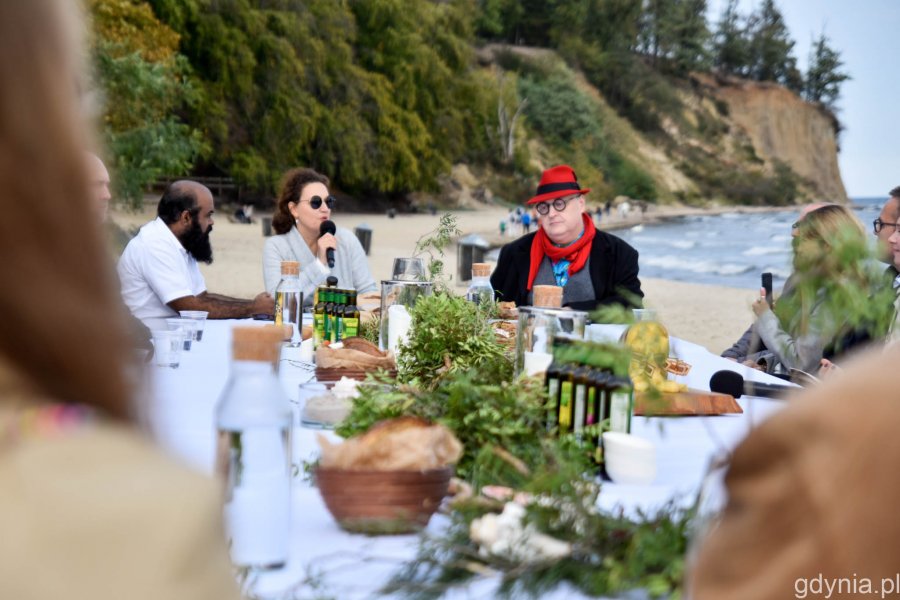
[[111, 203, 755, 354]]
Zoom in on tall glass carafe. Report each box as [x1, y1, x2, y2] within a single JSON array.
[[274, 260, 303, 347], [465, 263, 494, 306], [215, 327, 293, 570]]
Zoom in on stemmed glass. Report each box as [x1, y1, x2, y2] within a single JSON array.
[[391, 257, 426, 281]]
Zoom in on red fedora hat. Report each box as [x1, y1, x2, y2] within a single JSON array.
[[527, 165, 590, 205]]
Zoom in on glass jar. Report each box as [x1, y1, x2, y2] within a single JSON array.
[[515, 306, 588, 376], [621, 308, 670, 392], [378, 280, 433, 352]]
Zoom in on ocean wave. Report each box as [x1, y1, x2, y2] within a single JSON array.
[[642, 255, 755, 276], [770, 234, 791, 243], [743, 245, 788, 256], [670, 240, 696, 249]]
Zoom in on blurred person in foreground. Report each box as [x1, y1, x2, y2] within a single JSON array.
[[0, 2, 239, 599], [749, 204, 891, 374], [689, 345, 900, 599], [491, 165, 643, 310], [118, 180, 275, 327], [263, 167, 376, 301]]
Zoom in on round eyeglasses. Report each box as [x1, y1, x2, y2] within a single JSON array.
[[301, 195, 335, 210], [535, 195, 579, 215], [873, 218, 899, 234]]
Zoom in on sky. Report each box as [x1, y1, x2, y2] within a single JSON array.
[[707, 0, 900, 197]]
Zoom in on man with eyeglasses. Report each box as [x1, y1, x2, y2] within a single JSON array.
[[490, 165, 643, 310], [874, 187, 900, 268], [118, 180, 275, 327]]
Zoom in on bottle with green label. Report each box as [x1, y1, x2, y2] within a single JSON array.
[[608, 375, 634, 434], [557, 364, 576, 433], [572, 366, 591, 440], [343, 291, 360, 338], [333, 290, 346, 342], [313, 286, 327, 348]]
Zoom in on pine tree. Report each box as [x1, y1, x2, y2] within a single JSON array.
[[746, 0, 798, 86], [712, 0, 750, 76], [804, 30, 850, 110]]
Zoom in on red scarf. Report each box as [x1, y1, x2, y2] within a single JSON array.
[[527, 212, 596, 290]]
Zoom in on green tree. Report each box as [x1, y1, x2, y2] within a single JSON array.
[[804, 30, 850, 110], [746, 0, 799, 87], [146, 0, 493, 198], [712, 0, 750, 76], [89, 0, 206, 208]]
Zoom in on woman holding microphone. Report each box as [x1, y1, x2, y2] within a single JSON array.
[[263, 167, 377, 303]]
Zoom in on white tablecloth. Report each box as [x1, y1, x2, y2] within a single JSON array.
[[146, 320, 790, 598]]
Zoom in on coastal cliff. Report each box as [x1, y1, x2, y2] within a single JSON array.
[[440, 47, 847, 208], [707, 75, 847, 202]]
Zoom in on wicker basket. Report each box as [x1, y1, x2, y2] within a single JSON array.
[[315, 466, 453, 534]]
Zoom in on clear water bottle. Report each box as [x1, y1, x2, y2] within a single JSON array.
[[216, 326, 293, 570], [274, 260, 303, 347], [466, 262, 494, 306]]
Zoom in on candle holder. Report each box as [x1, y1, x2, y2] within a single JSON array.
[[379, 280, 433, 352], [515, 306, 587, 376]]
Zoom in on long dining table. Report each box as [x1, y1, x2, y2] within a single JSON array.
[[146, 318, 791, 599]]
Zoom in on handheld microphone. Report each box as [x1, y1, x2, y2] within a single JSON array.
[[709, 370, 798, 399], [319, 220, 336, 268]]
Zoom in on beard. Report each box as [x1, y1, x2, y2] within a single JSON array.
[[179, 217, 213, 264]]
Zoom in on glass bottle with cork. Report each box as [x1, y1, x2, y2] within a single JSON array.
[[273, 260, 302, 347], [215, 326, 293, 570], [466, 262, 494, 306], [342, 290, 360, 338]]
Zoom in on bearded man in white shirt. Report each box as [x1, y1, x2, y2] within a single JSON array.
[[118, 180, 274, 327]]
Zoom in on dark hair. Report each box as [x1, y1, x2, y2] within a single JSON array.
[[157, 182, 200, 224], [890, 186, 900, 199], [272, 167, 329, 235]]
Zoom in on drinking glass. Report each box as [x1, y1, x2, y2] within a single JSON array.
[[165, 318, 197, 351], [179, 310, 209, 341], [390, 257, 426, 282], [151, 329, 184, 368]]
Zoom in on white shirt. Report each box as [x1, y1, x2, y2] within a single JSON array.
[[118, 218, 206, 327]]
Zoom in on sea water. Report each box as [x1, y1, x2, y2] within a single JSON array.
[[612, 198, 886, 289]]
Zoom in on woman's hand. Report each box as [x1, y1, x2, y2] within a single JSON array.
[[317, 233, 337, 267], [752, 287, 770, 317]]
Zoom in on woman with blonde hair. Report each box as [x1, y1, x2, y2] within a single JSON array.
[[0, 2, 238, 598], [751, 204, 887, 374]]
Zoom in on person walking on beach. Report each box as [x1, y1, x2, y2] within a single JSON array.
[[118, 181, 275, 327], [491, 165, 643, 311]]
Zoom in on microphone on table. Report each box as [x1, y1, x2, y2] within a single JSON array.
[[319, 220, 337, 268], [709, 370, 798, 400]]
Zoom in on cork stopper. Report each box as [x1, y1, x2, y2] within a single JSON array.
[[533, 285, 563, 308], [231, 326, 285, 363], [280, 261, 300, 276], [471, 262, 492, 278]]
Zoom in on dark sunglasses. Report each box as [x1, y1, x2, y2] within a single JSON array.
[[873, 218, 899, 234], [302, 195, 335, 210]]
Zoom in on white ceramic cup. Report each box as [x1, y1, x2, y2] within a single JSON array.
[[602, 432, 657, 485]]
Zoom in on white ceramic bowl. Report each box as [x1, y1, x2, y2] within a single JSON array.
[[602, 432, 657, 485]]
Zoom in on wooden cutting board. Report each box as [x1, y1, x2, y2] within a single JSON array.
[[635, 388, 742, 416]]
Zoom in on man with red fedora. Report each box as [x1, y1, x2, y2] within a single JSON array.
[[490, 165, 643, 310]]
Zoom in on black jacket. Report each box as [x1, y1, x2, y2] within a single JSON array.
[[490, 230, 643, 311]]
